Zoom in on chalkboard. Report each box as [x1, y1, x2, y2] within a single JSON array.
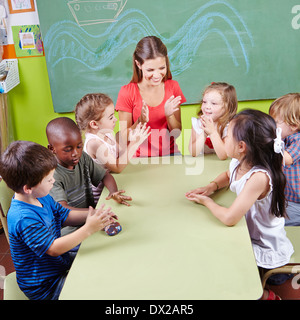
[[36, 0, 300, 113]]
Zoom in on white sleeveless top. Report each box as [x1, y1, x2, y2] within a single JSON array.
[[83, 132, 117, 167], [229, 158, 294, 269]]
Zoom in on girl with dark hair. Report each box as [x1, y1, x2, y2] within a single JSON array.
[[186, 109, 294, 300], [115, 36, 186, 157]]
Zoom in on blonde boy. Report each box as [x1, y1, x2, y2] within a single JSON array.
[[269, 93, 300, 225]]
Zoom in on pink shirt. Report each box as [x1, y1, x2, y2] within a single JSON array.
[[115, 80, 186, 157]]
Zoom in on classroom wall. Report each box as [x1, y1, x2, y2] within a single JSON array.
[[7, 56, 72, 146], [7, 55, 274, 153], [5, 1, 274, 153]]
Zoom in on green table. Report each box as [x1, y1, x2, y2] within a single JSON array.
[[60, 155, 263, 300]]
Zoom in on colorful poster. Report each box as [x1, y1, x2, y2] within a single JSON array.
[[12, 24, 44, 57], [8, 0, 35, 14]]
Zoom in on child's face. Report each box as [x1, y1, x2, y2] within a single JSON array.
[[136, 57, 167, 86], [97, 104, 117, 132], [273, 115, 296, 139], [50, 130, 83, 169], [225, 122, 240, 159], [30, 169, 55, 198], [201, 90, 224, 122]]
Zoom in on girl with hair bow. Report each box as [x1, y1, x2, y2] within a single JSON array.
[[186, 109, 293, 300]]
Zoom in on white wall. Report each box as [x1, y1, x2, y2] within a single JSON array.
[[4, 0, 39, 44]]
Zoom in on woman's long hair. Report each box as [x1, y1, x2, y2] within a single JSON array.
[[131, 36, 172, 83], [231, 109, 286, 217]]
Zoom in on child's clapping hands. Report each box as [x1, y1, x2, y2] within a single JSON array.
[[200, 115, 217, 136], [128, 122, 151, 145]]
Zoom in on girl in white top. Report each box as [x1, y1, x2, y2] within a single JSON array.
[[189, 82, 238, 160], [186, 109, 294, 300], [75, 93, 150, 174]]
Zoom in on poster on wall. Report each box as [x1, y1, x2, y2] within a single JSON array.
[[12, 25, 44, 57], [0, 0, 8, 45], [8, 0, 35, 14]]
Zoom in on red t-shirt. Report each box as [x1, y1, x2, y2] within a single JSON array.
[[115, 80, 186, 157]]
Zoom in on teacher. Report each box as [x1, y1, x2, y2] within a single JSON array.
[[115, 36, 186, 157]]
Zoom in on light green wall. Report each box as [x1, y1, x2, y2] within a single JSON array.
[[8, 57, 274, 153], [8, 57, 75, 147]]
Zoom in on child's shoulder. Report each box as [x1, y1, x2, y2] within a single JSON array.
[[81, 150, 94, 162], [84, 132, 102, 149], [286, 131, 300, 143], [285, 132, 300, 163], [229, 158, 240, 172], [8, 194, 53, 222], [285, 131, 300, 150], [81, 151, 107, 174], [191, 117, 203, 134]]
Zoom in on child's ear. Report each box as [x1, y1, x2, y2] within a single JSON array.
[[291, 124, 299, 133], [238, 141, 247, 153], [23, 184, 32, 195], [89, 120, 99, 129], [47, 144, 55, 154]]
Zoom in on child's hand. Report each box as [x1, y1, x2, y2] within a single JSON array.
[[106, 190, 132, 206], [128, 122, 151, 145], [185, 185, 214, 198], [185, 193, 211, 206], [200, 115, 216, 136], [139, 101, 149, 123], [85, 204, 116, 234]]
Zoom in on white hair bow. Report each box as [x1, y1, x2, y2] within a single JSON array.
[[274, 127, 285, 165]]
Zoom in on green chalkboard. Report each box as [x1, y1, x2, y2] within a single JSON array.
[[36, 0, 300, 113]]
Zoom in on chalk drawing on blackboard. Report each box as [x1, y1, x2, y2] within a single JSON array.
[[167, 1, 254, 74], [68, 0, 128, 26], [45, 1, 253, 75]]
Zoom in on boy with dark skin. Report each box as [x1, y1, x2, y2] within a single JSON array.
[[46, 118, 131, 234]]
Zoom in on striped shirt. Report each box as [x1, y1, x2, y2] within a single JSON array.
[[7, 195, 71, 300], [50, 151, 107, 208], [283, 132, 300, 203]]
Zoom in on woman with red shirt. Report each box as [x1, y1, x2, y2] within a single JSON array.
[[115, 36, 186, 157]]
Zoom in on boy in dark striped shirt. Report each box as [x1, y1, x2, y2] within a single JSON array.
[[0, 141, 116, 299]]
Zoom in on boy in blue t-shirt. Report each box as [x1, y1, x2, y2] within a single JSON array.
[[0, 141, 116, 300]]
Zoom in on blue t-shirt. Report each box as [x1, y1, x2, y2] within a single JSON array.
[[7, 194, 71, 300]]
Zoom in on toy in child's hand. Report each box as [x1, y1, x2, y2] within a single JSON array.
[[105, 221, 122, 236]]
